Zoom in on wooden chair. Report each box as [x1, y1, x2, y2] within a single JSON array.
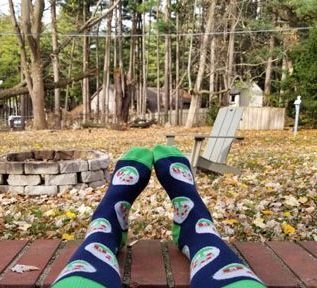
[[166, 107, 244, 175]]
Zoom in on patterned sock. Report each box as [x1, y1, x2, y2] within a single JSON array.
[[52, 147, 153, 288], [153, 145, 266, 288]]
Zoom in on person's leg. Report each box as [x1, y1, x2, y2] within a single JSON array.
[[153, 145, 266, 288], [52, 147, 153, 288]]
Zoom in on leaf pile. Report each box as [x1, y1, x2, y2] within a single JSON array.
[[0, 127, 316, 242]]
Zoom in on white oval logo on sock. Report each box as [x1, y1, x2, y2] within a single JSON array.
[[172, 196, 194, 224], [112, 166, 139, 185], [85, 218, 112, 238], [85, 242, 120, 275], [114, 201, 131, 230], [182, 245, 190, 259], [54, 260, 96, 283], [190, 246, 220, 279], [213, 263, 261, 282], [195, 218, 220, 237], [170, 163, 194, 185]]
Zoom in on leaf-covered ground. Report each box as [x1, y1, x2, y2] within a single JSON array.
[[0, 127, 316, 242]]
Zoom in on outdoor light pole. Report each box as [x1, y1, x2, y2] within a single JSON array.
[[294, 95, 302, 135]]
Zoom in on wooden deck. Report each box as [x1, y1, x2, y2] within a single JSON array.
[[0, 239, 316, 287]]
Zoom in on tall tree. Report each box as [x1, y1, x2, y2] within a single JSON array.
[[9, 0, 47, 129], [186, 1, 216, 127], [50, 0, 61, 129]]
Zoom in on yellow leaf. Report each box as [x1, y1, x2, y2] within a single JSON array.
[[43, 209, 57, 217], [62, 233, 75, 240], [298, 196, 308, 204], [262, 210, 274, 216], [281, 223, 296, 235], [65, 211, 77, 219], [283, 211, 291, 217], [223, 219, 239, 225]]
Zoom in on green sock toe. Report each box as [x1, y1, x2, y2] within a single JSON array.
[[222, 280, 266, 288], [52, 276, 106, 288], [152, 144, 184, 162], [120, 147, 153, 169]]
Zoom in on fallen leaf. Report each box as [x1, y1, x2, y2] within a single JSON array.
[[11, 264, 39, 273]]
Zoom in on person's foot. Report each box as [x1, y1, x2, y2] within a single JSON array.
[[153, 145, 266, 288], [52, 147, 153, 288]]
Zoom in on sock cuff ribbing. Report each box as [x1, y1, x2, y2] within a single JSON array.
[[52, 276, 106, 288]]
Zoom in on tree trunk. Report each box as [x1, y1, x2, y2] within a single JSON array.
[[186, 2, 215, 128], [50, 0, 61, 129], [9, 0, 47, 130], [163, 0, 171, 123], [82, 1, 90, 123], [114, 68, 123, 122], [175, 8, 180, 125], [101, 0, 113, 124], [156, 3, 161, 122], [209, 1, 217, 107], [264, 34, 274, 98]]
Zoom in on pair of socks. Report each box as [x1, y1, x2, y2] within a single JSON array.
[[52, 145, 266, 288]]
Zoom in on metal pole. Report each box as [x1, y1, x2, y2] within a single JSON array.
[[294, 95, 301, 135]]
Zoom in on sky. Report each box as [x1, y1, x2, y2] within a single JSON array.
[[0, 1, 51, 23]]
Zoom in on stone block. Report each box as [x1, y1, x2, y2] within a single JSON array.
[[54, 150, 74, 161], [7, 174, 41, 186], [104, 169, 111, 182], [0, 162, 24, 174], [80, 170, 104, 183], [0, 185, 24, 194], [89, 180, 105, 188], [0, 174, 3, 185], [25, 162, 59, 174], [6, 152, 33, 161], [88, 156, 110, 171], [25, 185, 58, 195], [45, 173, 77, 185], [0, 162, 6, 174], [59, 160, 88, 173], [33, 150, 54, 161]]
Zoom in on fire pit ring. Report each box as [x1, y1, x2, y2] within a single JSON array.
[[0, 150, 110, 195]]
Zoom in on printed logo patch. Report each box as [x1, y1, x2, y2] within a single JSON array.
[[195, 218, 220, 236], [115, 201, 131, 230], [55, 260, 96, 282], [86, 218, 111, 238], [170, 163, 194, 185], [182, 245, 190, 259], [85, 242, 120, 275], [213, 263, 261, 282], [172, 196, 194, 224], [112, 166, 139, 185], [190, 246, 220, 279]]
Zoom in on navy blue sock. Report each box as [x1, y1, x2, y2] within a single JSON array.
[[153, 145, 266, 288], [52, 147, 153, 288]]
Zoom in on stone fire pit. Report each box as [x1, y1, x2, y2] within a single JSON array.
[[0, 150, 110, 195]]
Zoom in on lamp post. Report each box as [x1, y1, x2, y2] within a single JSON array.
[[294, 95, 301, 135]]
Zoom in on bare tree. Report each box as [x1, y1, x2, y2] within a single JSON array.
[[186, 2, 215, 128], [50, 0, 61, 129], [9, 0, 47, 129]]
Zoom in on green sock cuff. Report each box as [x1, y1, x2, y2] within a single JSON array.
[[120, 147, 153, 169], [52, 276, 106, 288], [152, 145, 184, 162], [222, 280, 266, 288]]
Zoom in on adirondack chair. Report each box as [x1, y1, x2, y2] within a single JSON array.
[[166, 107, 244, 175]]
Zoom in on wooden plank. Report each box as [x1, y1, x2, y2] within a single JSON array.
[[299, 241, 317, 258], [0, 239, 60, 288], [268, 241, 317, 288], [167, 243, 190, 288], [42, 241, 79, 288], [0, 240, 28, 274], [234, 242, 299, 288], [130, 240, 167, 287]]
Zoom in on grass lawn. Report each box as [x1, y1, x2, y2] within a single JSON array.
[[0, 126, 316, 242]]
